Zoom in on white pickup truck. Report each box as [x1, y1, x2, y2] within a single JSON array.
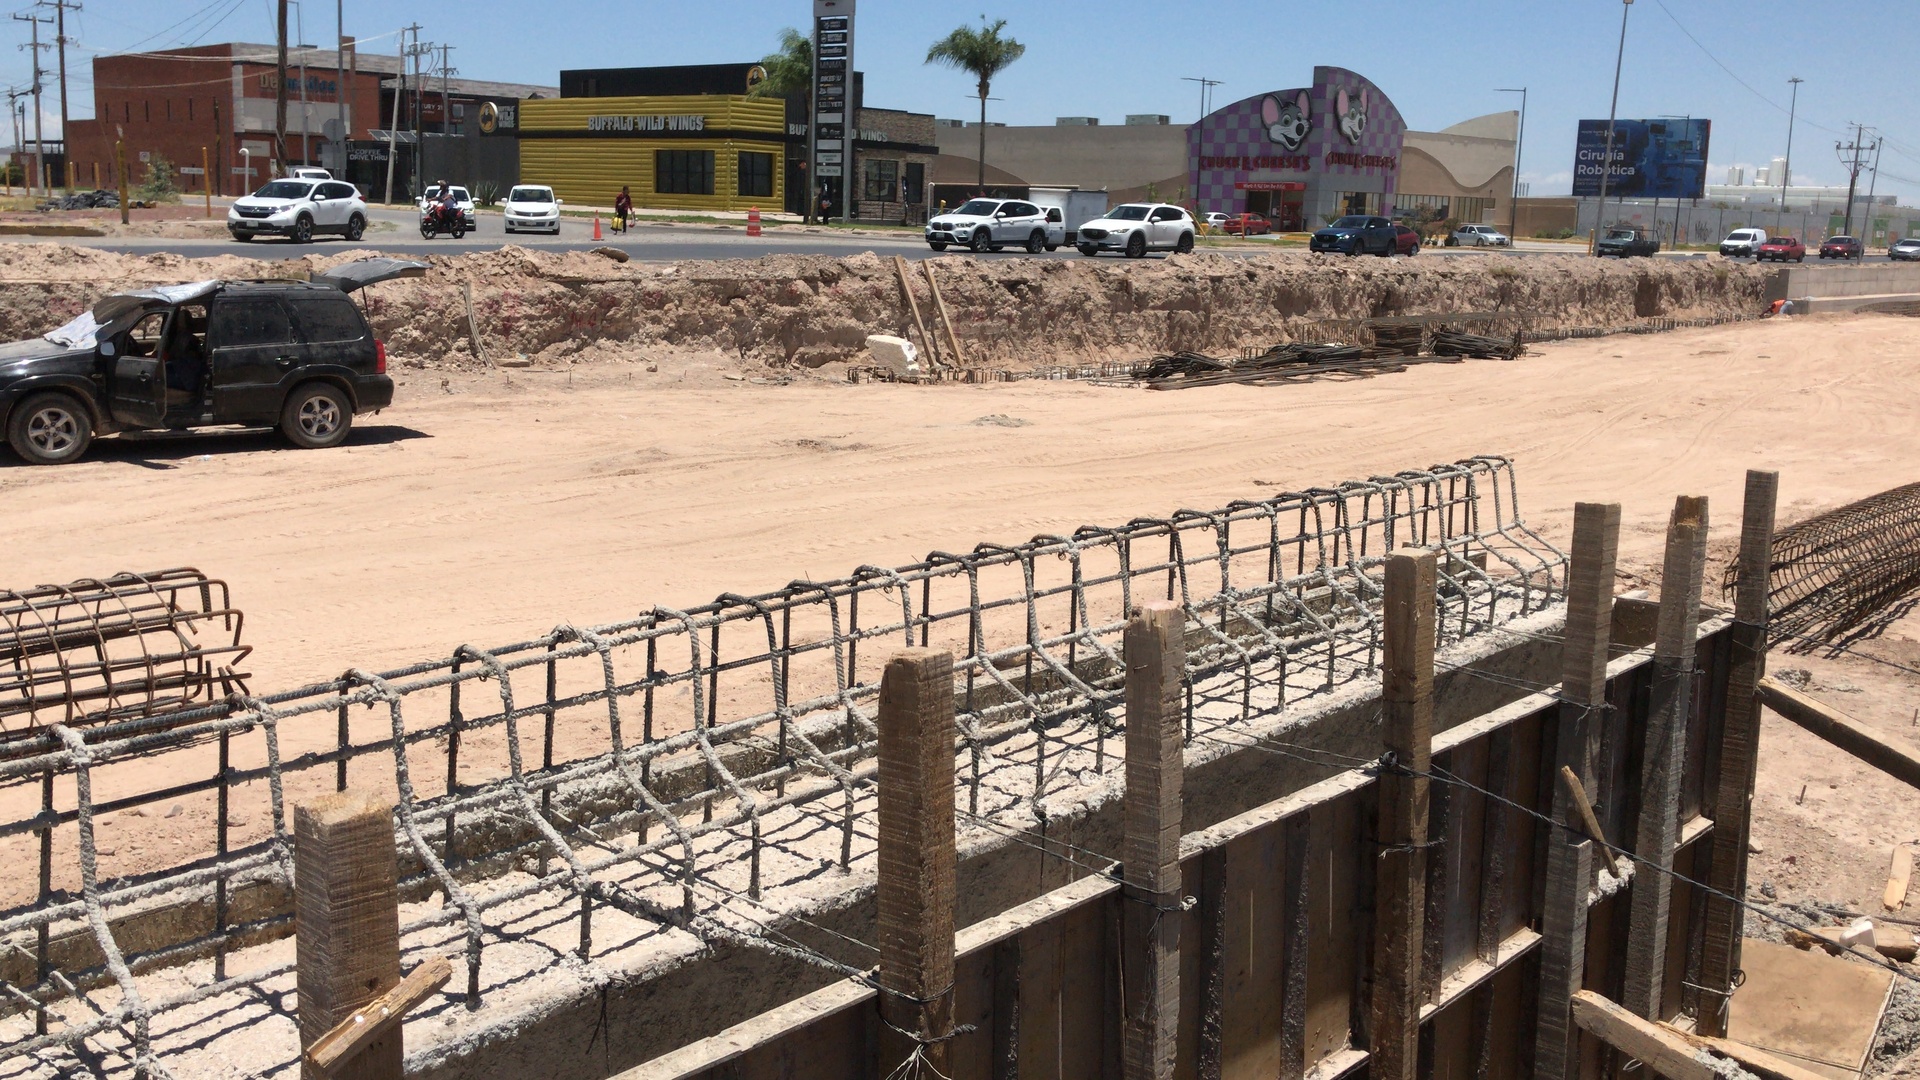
[[925, 198, 1065, 254]]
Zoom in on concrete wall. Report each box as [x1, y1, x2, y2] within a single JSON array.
[[933, 124, 1186, 193], [1765, 263, 1920, 308]]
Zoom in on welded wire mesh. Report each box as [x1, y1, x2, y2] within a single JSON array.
[[0, 455, 1564, 1076], [1727, 479, 1920, 650]]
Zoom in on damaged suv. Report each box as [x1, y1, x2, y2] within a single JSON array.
[[1, 258, 423, 465]]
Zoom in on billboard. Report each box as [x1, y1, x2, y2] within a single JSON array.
[[1572, 118, 1711, 199]]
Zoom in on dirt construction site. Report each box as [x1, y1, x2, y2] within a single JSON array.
[[1, 242, 1918, 1080]]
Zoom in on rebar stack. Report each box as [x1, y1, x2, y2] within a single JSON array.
[[1727, 480, 1920, 649]]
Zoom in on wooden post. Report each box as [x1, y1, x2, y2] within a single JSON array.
[[1755, 680, 1920, 790], [1697, 471, 1776, 1036], [1122, 601, 1184, 1080], [1535, 502, 1619, 1080], [1624, 496, 1708, 1021], [202, 145, 212, 217], [876, 649, 958, 1075], [295, 790, 403, 1080], [893, 255, 942, 370], [1369, 547, 1435, 1080], [921, 260, 966, 368], [114, 141, 129, 226]]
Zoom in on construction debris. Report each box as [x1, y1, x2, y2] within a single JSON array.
[[1728, 480, 1920, 650], [35, 189, 120, 211], [1137, 341, 1458, 390]]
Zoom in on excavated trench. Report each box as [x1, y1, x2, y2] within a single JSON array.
[[0, 244, 1768, 371]]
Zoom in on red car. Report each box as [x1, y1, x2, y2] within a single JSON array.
[[1756, 236, 1805, 262], [1819, 235, 1863, 259], [1393, 224, 1421, 256], [1221, 213, 1271, 235]]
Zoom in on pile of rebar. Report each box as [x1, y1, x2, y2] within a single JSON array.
[[1725, 480, 1920, 650], [1138, 342, 1458, 390], [1432, 328, 1523, 360]]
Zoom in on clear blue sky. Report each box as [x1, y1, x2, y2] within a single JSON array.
[[9, 0, 1916, 202]]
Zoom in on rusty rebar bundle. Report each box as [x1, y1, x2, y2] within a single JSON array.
[[0, 569, 250, 756], [1726, 480, 1920, 650]]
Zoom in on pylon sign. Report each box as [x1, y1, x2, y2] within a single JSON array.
[[811, 0, 855, 220]]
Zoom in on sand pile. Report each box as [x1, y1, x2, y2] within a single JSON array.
[[0, 244, 1770, 369]]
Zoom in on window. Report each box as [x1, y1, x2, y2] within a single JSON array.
[[904, 162, 925, 205], [862, 158, 899, 202], [737, 152, 774, 198], [1150, 207, 1181, 222], [1007, 202, 1040, 218], [654, 150, 714, 196], [320, 182, 356, 200], [288, 298, 367, 343], [208, 300, 294, 348]]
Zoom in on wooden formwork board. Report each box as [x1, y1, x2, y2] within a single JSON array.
[[627, 619, 1736, 1080]]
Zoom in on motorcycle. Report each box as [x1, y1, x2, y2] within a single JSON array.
[[419, 201, 467, 240]]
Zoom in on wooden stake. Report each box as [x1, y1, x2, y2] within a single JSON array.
[[1756, 679, 1920, 791], [1122, 601, 1184, 1080], [1569, 990, 1724, 1080], [115, 140, 129, 226], [1369, 547, 1435, 1080], [876, 648, 958, 1075], [1624, 495, 1708, 1021], [1698, 470, 1776, 1036], [1889, 846, 1914, 912], [304, 956, 451, 1073], [1536, 501, 1619, 1080], [461, 280, 487, 364], [295, 790, 403, 1080], [1559, 766, 1620, 877], [921, 260, 966, 368], [893, 255, 942, 370]]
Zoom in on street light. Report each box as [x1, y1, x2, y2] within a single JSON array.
[[1779, 76, 1802, 214], [1496, 87, 1526, 243], [1592, 0, 1633, 252]]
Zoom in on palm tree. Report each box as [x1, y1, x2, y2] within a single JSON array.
[[751, 29, 813, 220], [925, 18, 1026, 195]]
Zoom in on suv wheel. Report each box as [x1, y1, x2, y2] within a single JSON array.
[[969, 230, 990, 253], [1026, 230, 1046, 254], [1077, 244, 1097, 256], [280, 383, 353, 449], [7, 392, 94, 465], [1125, 233, 1147, 259], [345, 213, 366, 242], [291, 214, 314, 243], [1174, 232, 1195, 254], [928, 241, 947, 251]]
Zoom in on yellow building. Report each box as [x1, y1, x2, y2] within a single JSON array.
[[517, 94, 786, 212]]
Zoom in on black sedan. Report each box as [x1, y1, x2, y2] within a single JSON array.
[[1311, 215, 1398, 256]]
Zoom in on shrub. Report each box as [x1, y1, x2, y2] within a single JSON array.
[[134, 155, 180, 202], [474, 179, 501, 208]]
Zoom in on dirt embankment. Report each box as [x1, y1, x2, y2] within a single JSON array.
[[0, 244, 1770, 369]]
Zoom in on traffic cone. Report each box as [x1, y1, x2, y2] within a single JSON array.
[[592, 214, 603, 241], [747, 206, 761, 237]]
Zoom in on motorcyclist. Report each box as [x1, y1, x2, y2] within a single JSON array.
[[427, 180, 457, 229]]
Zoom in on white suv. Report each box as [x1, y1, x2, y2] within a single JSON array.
[[503, 185, 562, 235], [228, 178, 368, 243], [1076, 203, 1196, 257], [284, 167, 333, 182], [925, 198, 1063, 253]]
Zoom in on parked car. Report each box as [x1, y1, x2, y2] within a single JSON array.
[[1393, 224, 1421, 256], [1890, 237, 1920, 262], [227, 178, 369, 243], [1027, 187, 1109, 243], [1220, 213, 1272, 236], [0, 258, 422, 465], [1719, 228, 1768, 257], [1203, 212, 1231, 231], [1075, 203, 1196, 257], [503, 184, 562, 235], [1819, 235, 1863, 259], [1595, 227, 1661, 258], [925, 198, 1063, 253], [1755, 236, 1805, 262], [283, 167, 333, 182], [417, 185, 478, 230], [1449, 224, 1511, 247], [1312, 215, 1399, 255]]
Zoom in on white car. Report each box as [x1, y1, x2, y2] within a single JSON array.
[[228, 178, 368, 243], [1076, 203, 1196, 257], [503, 184, 562, 235], [418, 185, 478, 230], [925, 198, 1063, 253], [1719, 228, 1768, 258], [1203, 212, 1231, 231], [1450, 224, 1510, 247], [283, 167, 333, 182]]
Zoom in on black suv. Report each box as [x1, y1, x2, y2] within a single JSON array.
[[1, 259, 423, 465]]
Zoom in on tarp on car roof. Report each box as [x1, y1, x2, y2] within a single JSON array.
[[313, 258, 429, 293], [41, 281, 220, 349]]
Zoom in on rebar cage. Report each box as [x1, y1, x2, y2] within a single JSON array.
[[0, 455, 1565, 1078], [1726, 479, 1920, 650]]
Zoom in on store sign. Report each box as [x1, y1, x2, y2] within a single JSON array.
[[1236, 181, 1306, 191], [478, 101, 517, 134], [589, 113, 707, 132], [257, 72, 339, 97], [1200, 154, 1309, 172], [812, 0, 855, 217], [1323, 150, 1397, 171]]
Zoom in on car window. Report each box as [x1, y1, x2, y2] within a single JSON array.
[[1107, 205, 1151, 221], [287, 298, 368, 344], [453, 187, 471, 202], [954, 199, 1000, 216], [254, 181, 313, 200], [1150, 208, 1177, 221], [510, 187, 552, 203], [208, 299, 294, 348], [124, 310, 169, 357]]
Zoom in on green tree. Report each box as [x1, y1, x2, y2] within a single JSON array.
[[750, 27, 812, 99], [925, 17, 1026, 195], [135, 155, 180, 203]]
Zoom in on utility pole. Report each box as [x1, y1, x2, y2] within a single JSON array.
[[1858, 131, 1883, 252], [274, 0, 289, 170], [295, 0, 308, 167], [404, 36, 433, 196], [384, 25, 417, 205], [439, 43, 455, 186], [13, 10, 51, 197], [36, 0, 77, 193], [1497, 87, 1527, 242], [1835, 125, 1872, 242], [1183, 76, 1221, 213], [1779, 77, 1801, 212], [334, 0, 345, 176], [1592, 0, 1634, 250]]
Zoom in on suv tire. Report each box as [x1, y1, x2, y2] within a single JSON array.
[[1026, 230, 1046, 254], [928, 242, 947, 251], [280, 382, 353, 449], [1077, 244, 1097, 256], [969, 230, 990, 253], [1125, 233, 1146, 259], [1175, 232, 1195, 254], [345, 213, 366, 242], [292, 214, 314, 244], [7, 392, 93, 465]]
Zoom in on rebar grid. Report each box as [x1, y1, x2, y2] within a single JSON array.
[[0, 455, 1565, 1075], [1725, 479, 1920, 649]]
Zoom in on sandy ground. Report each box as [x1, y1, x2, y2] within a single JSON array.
[[1, 311, 1917, 1068]]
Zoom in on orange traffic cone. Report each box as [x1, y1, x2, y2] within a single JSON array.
[[747, 206, 761, 237], [592, 215, 603, 241]]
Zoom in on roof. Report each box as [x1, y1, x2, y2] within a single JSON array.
[[107, 43, 557, 98], [376, 75, 558, 99]]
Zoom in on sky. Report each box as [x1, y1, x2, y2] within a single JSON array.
[[5, 0, 1916, 204]]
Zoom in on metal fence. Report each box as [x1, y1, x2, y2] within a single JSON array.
[[0, 455, 1565, 1076]]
